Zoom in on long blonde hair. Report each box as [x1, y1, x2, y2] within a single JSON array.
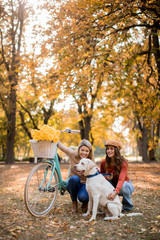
[[77, 139, 94, 161]]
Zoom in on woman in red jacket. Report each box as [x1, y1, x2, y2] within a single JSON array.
[[100, 140, 134, 213]]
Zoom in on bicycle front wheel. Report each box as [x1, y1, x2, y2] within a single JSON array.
[[24, 162, 59, 217]]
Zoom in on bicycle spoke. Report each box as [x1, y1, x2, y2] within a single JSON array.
[[24, 163, 58, 217]]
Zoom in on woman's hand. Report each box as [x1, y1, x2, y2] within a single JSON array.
[[106, 173, 113, 180], [107, 191, 117, 201], [95, 166, 100, 171], [76, 171, 83, 176]]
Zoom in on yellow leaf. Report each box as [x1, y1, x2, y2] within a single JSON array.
[[150, 224, 159, 233], [89, 228, 95, 232], [70, 225, 76, 229], [47, 233, 54, 237]]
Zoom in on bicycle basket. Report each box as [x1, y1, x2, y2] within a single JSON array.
[[29, 140, 57, 159]]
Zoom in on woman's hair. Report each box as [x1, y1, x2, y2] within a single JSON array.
[[77, 139, 94, 160], [105, 146, 127, 175]]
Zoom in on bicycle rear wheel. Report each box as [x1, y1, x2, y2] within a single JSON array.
[[24, 162, 58, 217]]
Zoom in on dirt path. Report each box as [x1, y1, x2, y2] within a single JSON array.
[[0, 162, 160, 240]]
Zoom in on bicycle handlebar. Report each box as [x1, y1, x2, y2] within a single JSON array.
[[61, 127, 80, 134]]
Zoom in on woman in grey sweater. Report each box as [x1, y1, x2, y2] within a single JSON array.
[[57, 139, 95, 214]]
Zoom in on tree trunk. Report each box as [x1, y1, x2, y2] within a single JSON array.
[[84, 115, 92, 140], [152, 20, 160, 92], [149, 149, 156, 162], [0, 1, 25, 163], [78, 116, 92, 141], [137, 138, 143, 157], [141, 127, 149, 163], [19, 111, 32, 139], [79, 119, 85, 139], [43, 100, 55, 124], [157, 120, 160, 139], [6, 86, 17, 164], [2, 144, 6, 158]]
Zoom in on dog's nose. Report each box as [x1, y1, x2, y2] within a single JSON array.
[[74, 165, 77, 170]]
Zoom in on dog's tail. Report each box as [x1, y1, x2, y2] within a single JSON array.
[[120, 212, 143, 217]]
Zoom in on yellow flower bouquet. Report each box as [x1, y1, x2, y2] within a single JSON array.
[[30, 125, 61, 159], [31, 125, 61, 142]]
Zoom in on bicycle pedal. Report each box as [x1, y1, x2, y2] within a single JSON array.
[[60, 189, 65, 195], [48, 187, 55, 192], [39, 187, 47, 192]]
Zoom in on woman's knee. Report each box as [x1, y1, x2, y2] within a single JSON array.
[[68, 175, 80, 185], [120, 186, 129, 196], [120, 182, 133, 196], [77, 186, 89, 202], [66, 175, 80, 192], [78, 192, 89, 202]]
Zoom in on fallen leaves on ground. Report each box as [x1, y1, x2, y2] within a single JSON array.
[[0, 162, 160, 240]]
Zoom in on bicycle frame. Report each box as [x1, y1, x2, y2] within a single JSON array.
[[25, 127, 80, 217], [41, 150, 70, 195]]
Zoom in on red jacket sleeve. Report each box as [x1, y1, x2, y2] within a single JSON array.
[[100, 159, 108, 180], [100, 159, 106, 173], [115, 161, 128, 194]]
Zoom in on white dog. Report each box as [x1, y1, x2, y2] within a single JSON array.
[[75, 158, 122, 221], [75, 158, 142, 221]]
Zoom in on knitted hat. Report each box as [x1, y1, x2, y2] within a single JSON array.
[[105, 140, 122, 150], [78, 139, 92, 151], [78, 139, 94, 160]]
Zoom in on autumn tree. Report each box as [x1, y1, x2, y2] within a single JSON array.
[[0, 0, 62, 162], [43, 0, 160, 161], [16, 45, 61, 142], [0, 0, 157, 162], [107, 44, 159, 162], [97, 0, 160, 162], [0, 112, 7, 159], [0, 0, 29, 163], [91, 0, 160, 162], [43, 0, 119, 142]]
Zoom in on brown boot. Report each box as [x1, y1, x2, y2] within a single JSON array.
[[81, 202, 88, 213], [72, 200, 78, 213]]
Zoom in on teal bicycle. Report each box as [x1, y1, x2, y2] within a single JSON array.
[[24, 128, 80, 217]]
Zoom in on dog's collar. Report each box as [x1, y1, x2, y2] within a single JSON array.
[[87, 172, 112, 178], [86, 171, 100, 178]]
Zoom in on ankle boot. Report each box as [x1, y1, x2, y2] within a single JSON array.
[[72, 200, 78, 213], [81, 202, 88, 213]]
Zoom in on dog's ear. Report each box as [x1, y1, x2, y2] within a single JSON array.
[[88, 159, 96, 170]]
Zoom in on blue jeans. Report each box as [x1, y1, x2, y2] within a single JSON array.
[[119, 180, 134, 211], [66, 175, 89, 203], [109, 179, 134, 211]]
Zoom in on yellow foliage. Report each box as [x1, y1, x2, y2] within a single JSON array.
[[31, 125, 61, 142]]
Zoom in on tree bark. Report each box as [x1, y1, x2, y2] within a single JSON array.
[[137, 138, 143, 157], [141, 126, 149, 163], [2, 144, 6, 158], [78, 119, 85, 139], [1, 1, 25, 164], [152, 20, 160, 92], [19, 111, 32, 139], [77, 101, 92, 141], [149, 149, 156, 162], [6, 84, 17, 164], [84, 115, 92, 140]]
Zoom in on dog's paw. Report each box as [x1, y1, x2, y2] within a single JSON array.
[[120, 213, 125, 217], [83, 212, 89, 217], [89, 217, 96, 222], [104, 216, 119, 221]]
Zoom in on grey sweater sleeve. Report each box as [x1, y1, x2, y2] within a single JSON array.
[[57, 141, 74, 156]]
